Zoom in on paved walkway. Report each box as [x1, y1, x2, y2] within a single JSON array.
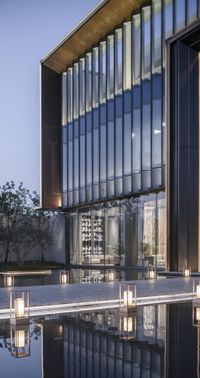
[[0, 277, 195, 319]]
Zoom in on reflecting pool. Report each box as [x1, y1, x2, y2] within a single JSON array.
[[0, 302, 198, 377], [0, 268, 153, 288]]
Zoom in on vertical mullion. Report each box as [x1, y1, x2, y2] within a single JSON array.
[[131, 17, 134, 193], [141, 9, 144, 190], [106, 37, 109, 198], [161, 0, 165, 184], [122, 31, 124, 195], [150, 4, 153, 189], [114, 31, 116, 196], [91, 50, 94, 202]]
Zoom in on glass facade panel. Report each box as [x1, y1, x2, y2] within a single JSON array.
[[107, 35, 114, 99], [123, 22, 132, 90], [152, 75, 162, 168], [92, 47, 99, 108], [142, 7, 151, 80], [152, 0, 162, 73], [115, 96, 123, 180], [187, 0, 197, 24], [73, 63, 79, 119], [62, 73, 67, 126], [100, 105, 106, 183], [115, 29, 123, 95], [133, 87, 141, 173], [132, 14, 141, 85], [80, 117, 85, 188], [124, 92, 132, 176], [79, 58, 85, 116], [86, 113, 92, 187], [86, 53, 92, 112], [164, 0, 173, 39], [68, 123, 73, 191], [100, 41, 106, 104], [74, 120, 79, 190], [175, 0, 186, 32], [108, 101, 114, 180], [93, 109, 99, 185], [142, 81, 151, 171], [67, 68, 73, 123]]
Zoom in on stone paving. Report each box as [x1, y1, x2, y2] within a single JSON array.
[[0, 277, 194, 310]]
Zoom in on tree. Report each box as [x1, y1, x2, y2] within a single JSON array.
[[0, 182, 56, 263], [0, 182, 34, 263]]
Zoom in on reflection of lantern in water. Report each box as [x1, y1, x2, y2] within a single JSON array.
[[123, 316, 133, 332], [15, 329, 25, 348], [10, 324, 30, 358], [119, 310, 137, 340], [60, 271, 69, 284], [148, 265, 157, 279], [4, 274, 14, 287]]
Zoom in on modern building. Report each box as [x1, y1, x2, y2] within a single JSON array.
[[41, 0, 200, 271]]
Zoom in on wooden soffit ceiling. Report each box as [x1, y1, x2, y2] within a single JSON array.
[[42, 0, 149, 73]]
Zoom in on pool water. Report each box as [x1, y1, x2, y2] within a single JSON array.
[[0, 268, 152, 288], [0, 302, 198, 377]]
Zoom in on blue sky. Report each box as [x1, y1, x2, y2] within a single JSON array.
[[0, 0, 99, 193]]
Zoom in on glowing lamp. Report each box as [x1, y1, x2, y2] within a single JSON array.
[[196, 285, 200, 299], [60, 271, 69, 284], [183, 267, 191, 277], [14, 298, 24, 318], [123, 290, 133, 307], [10, 291, 30, 325], [196, 308, 200, 321], [119, 283, 136, 310]]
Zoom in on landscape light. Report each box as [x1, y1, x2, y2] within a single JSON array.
[[119, 283, 136, 311], [10, 291, 30, 325], [183, 267, 191, 277]]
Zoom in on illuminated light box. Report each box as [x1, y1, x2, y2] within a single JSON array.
[[119, 283, 137, 312], [183, 267, 191, 278], [10, 291, 30, 325]]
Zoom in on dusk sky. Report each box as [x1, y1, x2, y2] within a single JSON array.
[[0, 0, 100, 193]]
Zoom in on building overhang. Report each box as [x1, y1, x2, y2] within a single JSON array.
[[41, 0, 149, 73]]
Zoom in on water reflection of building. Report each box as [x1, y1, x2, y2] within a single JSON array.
[[63, 310, 165, 378]]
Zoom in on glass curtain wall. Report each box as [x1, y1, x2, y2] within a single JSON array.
[[61, 0, 200, 208], [70, 192, 166, 267]]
